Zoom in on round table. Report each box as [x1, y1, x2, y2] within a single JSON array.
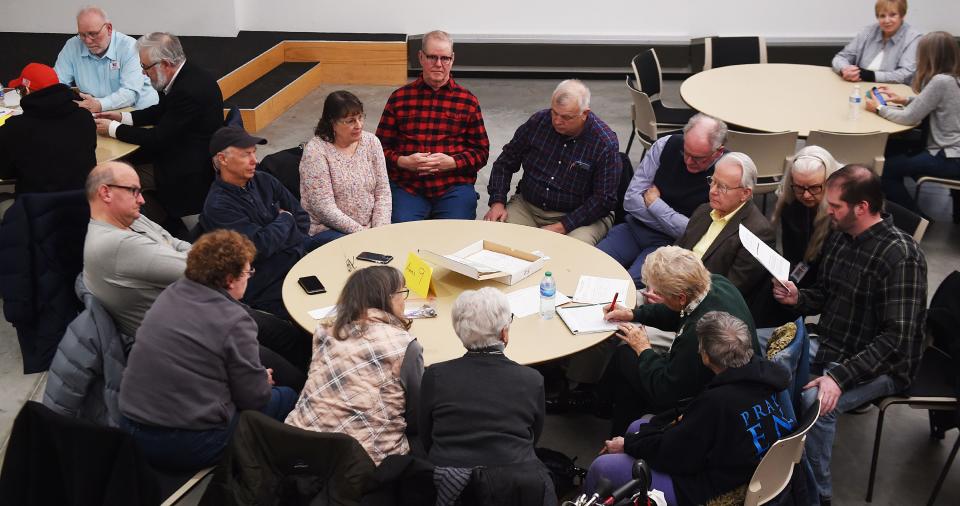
[[282, 220, 636, 366], [680, 64, 916, 137], [96, 135, 139, 163]]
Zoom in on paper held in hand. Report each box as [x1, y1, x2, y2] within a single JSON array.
[[738, 224, 790, 287]]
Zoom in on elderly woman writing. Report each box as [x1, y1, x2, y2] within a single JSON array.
[[118, 230, 297, 471], [419, 287, 555, 503], [300, 90, 391, 251], [602, 246, 760, 436], [285, 266, 422, 465], [584, 311, 792, 506], [832, 0, 922, 84]]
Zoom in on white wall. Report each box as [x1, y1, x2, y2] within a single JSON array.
[[3, 0, 959, 39]]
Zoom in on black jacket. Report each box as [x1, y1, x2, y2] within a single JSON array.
[[118, 61, 223, 217], [0, 84, 96, 194], [624, 356, 792, 506]]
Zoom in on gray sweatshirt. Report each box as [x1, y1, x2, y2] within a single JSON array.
[[880, 74, 960, 158]]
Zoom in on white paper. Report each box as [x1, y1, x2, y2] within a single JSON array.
[[738, 224, 790, 283], [444, 254, 499, 274], [465, 249, 533, 274], [572, 276, 630, 304], [308, 305, 337, 320], [506, 286, 571, 318], [556, 304, 620, 334]]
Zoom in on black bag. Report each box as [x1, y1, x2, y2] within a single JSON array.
[[535, 447, 586, 498]]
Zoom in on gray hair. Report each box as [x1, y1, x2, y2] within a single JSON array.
[[552, 79, 591, 112], [683, 113, 727, 150], [137, 32, 186, 66], [85, 161, 131, 200], [696, 311, 754, 369], [451, 287, 512, 350], [76, 5, 109, 22], [718, 152, 758, 190], [422, 30, 454, 50]]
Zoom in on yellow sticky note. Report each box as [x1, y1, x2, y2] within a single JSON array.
[[404, 252, 434, 299]]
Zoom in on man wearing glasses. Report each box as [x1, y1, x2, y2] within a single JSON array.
[[53, 6, 157, 112], [597, 113, 727, 288], [94, 31, 223, 239], [376, 30, 490, 222], [485, 79, 620, 245]]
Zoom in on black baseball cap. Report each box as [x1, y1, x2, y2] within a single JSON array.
[[209, 126, 267, 156]]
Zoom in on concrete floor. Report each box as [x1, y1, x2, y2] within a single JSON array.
[[1, 77, 957, 505]]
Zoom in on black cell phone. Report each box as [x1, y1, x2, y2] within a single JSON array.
[[298, 276, 326, 294], [356, 251, 393, 264]]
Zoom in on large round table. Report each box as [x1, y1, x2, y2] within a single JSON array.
[[282, 220, 636, 366], [680, 63, 915, 137], [96, 135, 139, 163]]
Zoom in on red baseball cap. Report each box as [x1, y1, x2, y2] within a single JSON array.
[[9, 63, 59, 92]]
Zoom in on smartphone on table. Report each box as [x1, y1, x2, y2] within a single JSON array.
[[298, 275, 326, 294], [871, 87, 888, 106], [356, 251, 393, 264]]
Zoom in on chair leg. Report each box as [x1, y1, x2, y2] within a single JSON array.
[[626, 126, 636, 156], [927, 433, 959, 506], [865, 404, 890, 502]]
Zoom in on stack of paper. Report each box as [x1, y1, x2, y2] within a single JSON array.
[[572, 276, 630, 304], [556, 304, 620, 335]]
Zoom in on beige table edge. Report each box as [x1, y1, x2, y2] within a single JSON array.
[[680, 63, 915, 137], [96, 107, 139, 163], [282, 220, 636, 367]]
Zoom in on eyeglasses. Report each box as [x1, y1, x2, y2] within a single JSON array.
[[106, 184, 143, 197], [791, 184, 824, 196], [336, 114, 366, 126], [684, 148, 719, 164], [395, 288, 410, 300], [706, 176, 744, 195], [422, 53, 454, 65], [242, 268, 256, 278], [141, 60, 162, 71], [550, 109, 581, 122], [77, 23, 108, 40]]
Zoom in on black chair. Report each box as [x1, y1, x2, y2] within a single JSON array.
[[885, 199, 929, 242], [703, 36, 768, 70], [614, 152, 635, 225], [223, 104, 244, 129], [258, 144, 305, 201], [865, 271, 960, 502], [630, 49, 695, 127]]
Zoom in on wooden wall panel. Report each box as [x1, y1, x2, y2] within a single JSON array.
[[217, 43, 285, 100]]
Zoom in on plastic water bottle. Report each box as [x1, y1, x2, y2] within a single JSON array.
[[539, 271, 556, 319], [848, 85, 862, 121]]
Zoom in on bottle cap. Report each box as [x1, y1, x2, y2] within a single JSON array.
[[545, 271, 552, 276]]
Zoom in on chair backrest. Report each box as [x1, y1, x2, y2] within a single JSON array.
[[631, 49, 663, 100], [625, 76, 659, 145], [703, 36, 768, 70], [258, 145, 305, 201], [743, 393, 821, 506], [884, 199, 929, 242], [615, 152, 636, 225], [725, 130, 799, 194], [806, 130, 889, 176]]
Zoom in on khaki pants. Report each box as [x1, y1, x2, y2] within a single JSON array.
[[505, 194, 613, 245]]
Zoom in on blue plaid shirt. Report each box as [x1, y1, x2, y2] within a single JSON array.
[[487, 109, 620, 231]]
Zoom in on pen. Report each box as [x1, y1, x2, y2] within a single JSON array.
[[608, 292, 619, 312]]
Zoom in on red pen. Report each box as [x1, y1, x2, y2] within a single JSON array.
[[608, 292, 619, 312]]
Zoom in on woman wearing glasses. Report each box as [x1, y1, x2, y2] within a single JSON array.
[[771, 146, 841, 289], [299, 90, 391, 251], [118, 230, 297, 471], [285, 266, 422, 464]]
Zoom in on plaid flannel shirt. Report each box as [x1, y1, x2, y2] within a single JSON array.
[[796, 217, 927, 390], [375, 76, 489, 198], [487, 109, 620, 231]]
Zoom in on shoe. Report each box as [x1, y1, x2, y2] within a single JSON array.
[[820, 496, 831, 506]]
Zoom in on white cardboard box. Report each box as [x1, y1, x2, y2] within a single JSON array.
[[419, 240, 545, 286]]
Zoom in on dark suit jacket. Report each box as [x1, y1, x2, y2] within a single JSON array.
[[117, 61, 224, 217], [675, 201, 775, 297]]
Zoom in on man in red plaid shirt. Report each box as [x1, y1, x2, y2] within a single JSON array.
[[375, 30, 489, 222]]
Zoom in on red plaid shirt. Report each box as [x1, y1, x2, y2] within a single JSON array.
[[376, 76, 489, 198]]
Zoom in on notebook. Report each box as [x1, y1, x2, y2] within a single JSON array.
[[556, 304, 620, 335]]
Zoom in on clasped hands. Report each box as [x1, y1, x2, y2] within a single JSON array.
[[398, 152, 456, 174], [93, 111, 123, 136]]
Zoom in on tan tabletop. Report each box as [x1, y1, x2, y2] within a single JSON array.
[[282, 220, 637, 367], [96, 134, 139, 163], [680, 64, 916, 137]]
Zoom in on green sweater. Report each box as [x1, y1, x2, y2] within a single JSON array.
[[631, 274, 760, 411]]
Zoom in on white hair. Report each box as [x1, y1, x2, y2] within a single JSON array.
[[422, 30, 454, 50], [718, 152, 758, 190], [137, 32, 186, 66], [77, 5, 109, 22], [697, 311, 754, 369], [683, 113, 728, 150], [552, 79, 591, 112], [451, 287, 512, 350]]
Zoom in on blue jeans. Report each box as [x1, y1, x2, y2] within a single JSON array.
[[583, 419, 678, 505], [303, 228, 347, 253], [882, 149, 960, 213], [805, 339, 899, 500], [596, 216, 674, 288], [121, 386, 298, 471], [390, 182, 478, 222]]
